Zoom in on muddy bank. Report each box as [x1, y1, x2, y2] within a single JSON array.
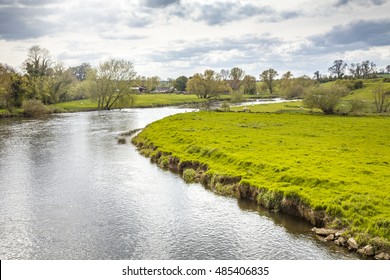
[[132, 139, 389, 259]]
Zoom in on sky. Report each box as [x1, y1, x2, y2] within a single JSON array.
[[0, 0, 389, 79]]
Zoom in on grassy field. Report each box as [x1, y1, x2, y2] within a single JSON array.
[[55, 94, 237, 112], [133, 111, 390, 247]]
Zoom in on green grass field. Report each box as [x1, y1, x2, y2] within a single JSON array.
[[133, 111, 390, 247], [55, 94, 237, 112]]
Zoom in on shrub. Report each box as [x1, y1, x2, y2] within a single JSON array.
[[303, 84, 349, 114], [22, 99, 49, 117], [219, 101, 230, 111], [183, 168, 197, 183], [231, 90, 243, 102]]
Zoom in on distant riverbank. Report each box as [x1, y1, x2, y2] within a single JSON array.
[[1, 94, 270, 118]]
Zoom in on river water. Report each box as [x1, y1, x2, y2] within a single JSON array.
[[0, 107, 357, 259]]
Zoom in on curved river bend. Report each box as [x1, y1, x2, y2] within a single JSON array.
[[0, 108, 357, 259]]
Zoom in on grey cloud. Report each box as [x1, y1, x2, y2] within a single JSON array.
[[334, 0, 386, 7], [194, 2, 274, 25], [0, 0, 60, 6], [300, 19, 390, 55], [143, 0, 180, 8], [0, 7, 54, 39]]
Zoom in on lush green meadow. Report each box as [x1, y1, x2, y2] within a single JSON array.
[[55, 94, 235, 112], [133, 111, 390, 246]]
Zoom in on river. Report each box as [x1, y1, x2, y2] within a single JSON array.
[[0, 107, 357, 259]]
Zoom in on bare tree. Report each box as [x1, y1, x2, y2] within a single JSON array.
[[220, 69, 230, 81], [349, 63, 362, 78], [229, 67, 245, 91], [328, 60, 347, 79], [361, 60, 376, 78], [373, 85, 390, 113]]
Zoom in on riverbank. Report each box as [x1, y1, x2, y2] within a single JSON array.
[[132, 111, 390, 259], [0, 94, 267, 118]]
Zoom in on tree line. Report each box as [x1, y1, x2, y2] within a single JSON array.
[[1, 45, 389, 113]]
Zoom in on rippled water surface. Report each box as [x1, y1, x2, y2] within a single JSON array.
[[0, 108, 357, 259]]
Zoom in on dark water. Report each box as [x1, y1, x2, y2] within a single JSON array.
[[0, 108, 357, 259]]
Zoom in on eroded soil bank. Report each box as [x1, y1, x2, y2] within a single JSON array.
[[132, 138, 390, 260]]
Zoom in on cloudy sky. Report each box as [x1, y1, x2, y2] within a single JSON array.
[[0, 0, 389, 79]]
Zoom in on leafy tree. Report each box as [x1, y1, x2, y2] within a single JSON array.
[[52, 66, 77, 102], [24, 45, 52, 77], [241, 75, 257, 95], [303, 84, 349, 114], [229, 67, 245, 91], [187, 69, 230, 99], [328, 60, 347, 79], [174, 76, 188, 91], [70, 63, 91, 81], [88, 58, 136, 110], [0, 64, 14, 110], [386, 65, 390, 74], [134, 76, 160, 92], [280, 75, 317, 99], [260, 68, 278, 94]]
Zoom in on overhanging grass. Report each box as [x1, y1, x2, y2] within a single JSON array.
[[133, 111, 390, 242]]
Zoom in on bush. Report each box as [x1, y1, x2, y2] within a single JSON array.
[[230, 90, 243, 102], [22, 99, 49, 117], [219, 101, 230, 111], [303, 84, 349, 114], [183, 168, 197, 183]]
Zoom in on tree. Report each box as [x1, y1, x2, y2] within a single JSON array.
[[303, 84, 349, 114], [89, 58, 136, 110], [187, 69, 230, 99], [373, 85, 390, 113], [361, 60, 376, 78], [229, 67, 245, 91], [24, 45, 52, 77], [328, 60, 347, 79], [386, 65, 390, 74], [260, 68, 278, 94], [220, 69, 230, 81], [70, 63, 91, 81], [174, 76, 188, 92], [0, 64, 28, 110], [241, 75, 257, 95], [314, 71, 321, 81], [349, 63, 362, 78]]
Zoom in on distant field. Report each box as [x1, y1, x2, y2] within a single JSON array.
[[133, 111, 390, 246], [55, 94, 236, 112]]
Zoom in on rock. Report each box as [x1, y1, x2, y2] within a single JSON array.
[[335, 229, 346, 237], [117, 138, 126, 144], [314, 228, 338, 236], [361, 245, 375, 256], [338, 237, 347, 246], [347, 238, 359, 250], [374, 252, 390, 260], [324, 234, 335, 242], [334, 239, 341, 246]]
